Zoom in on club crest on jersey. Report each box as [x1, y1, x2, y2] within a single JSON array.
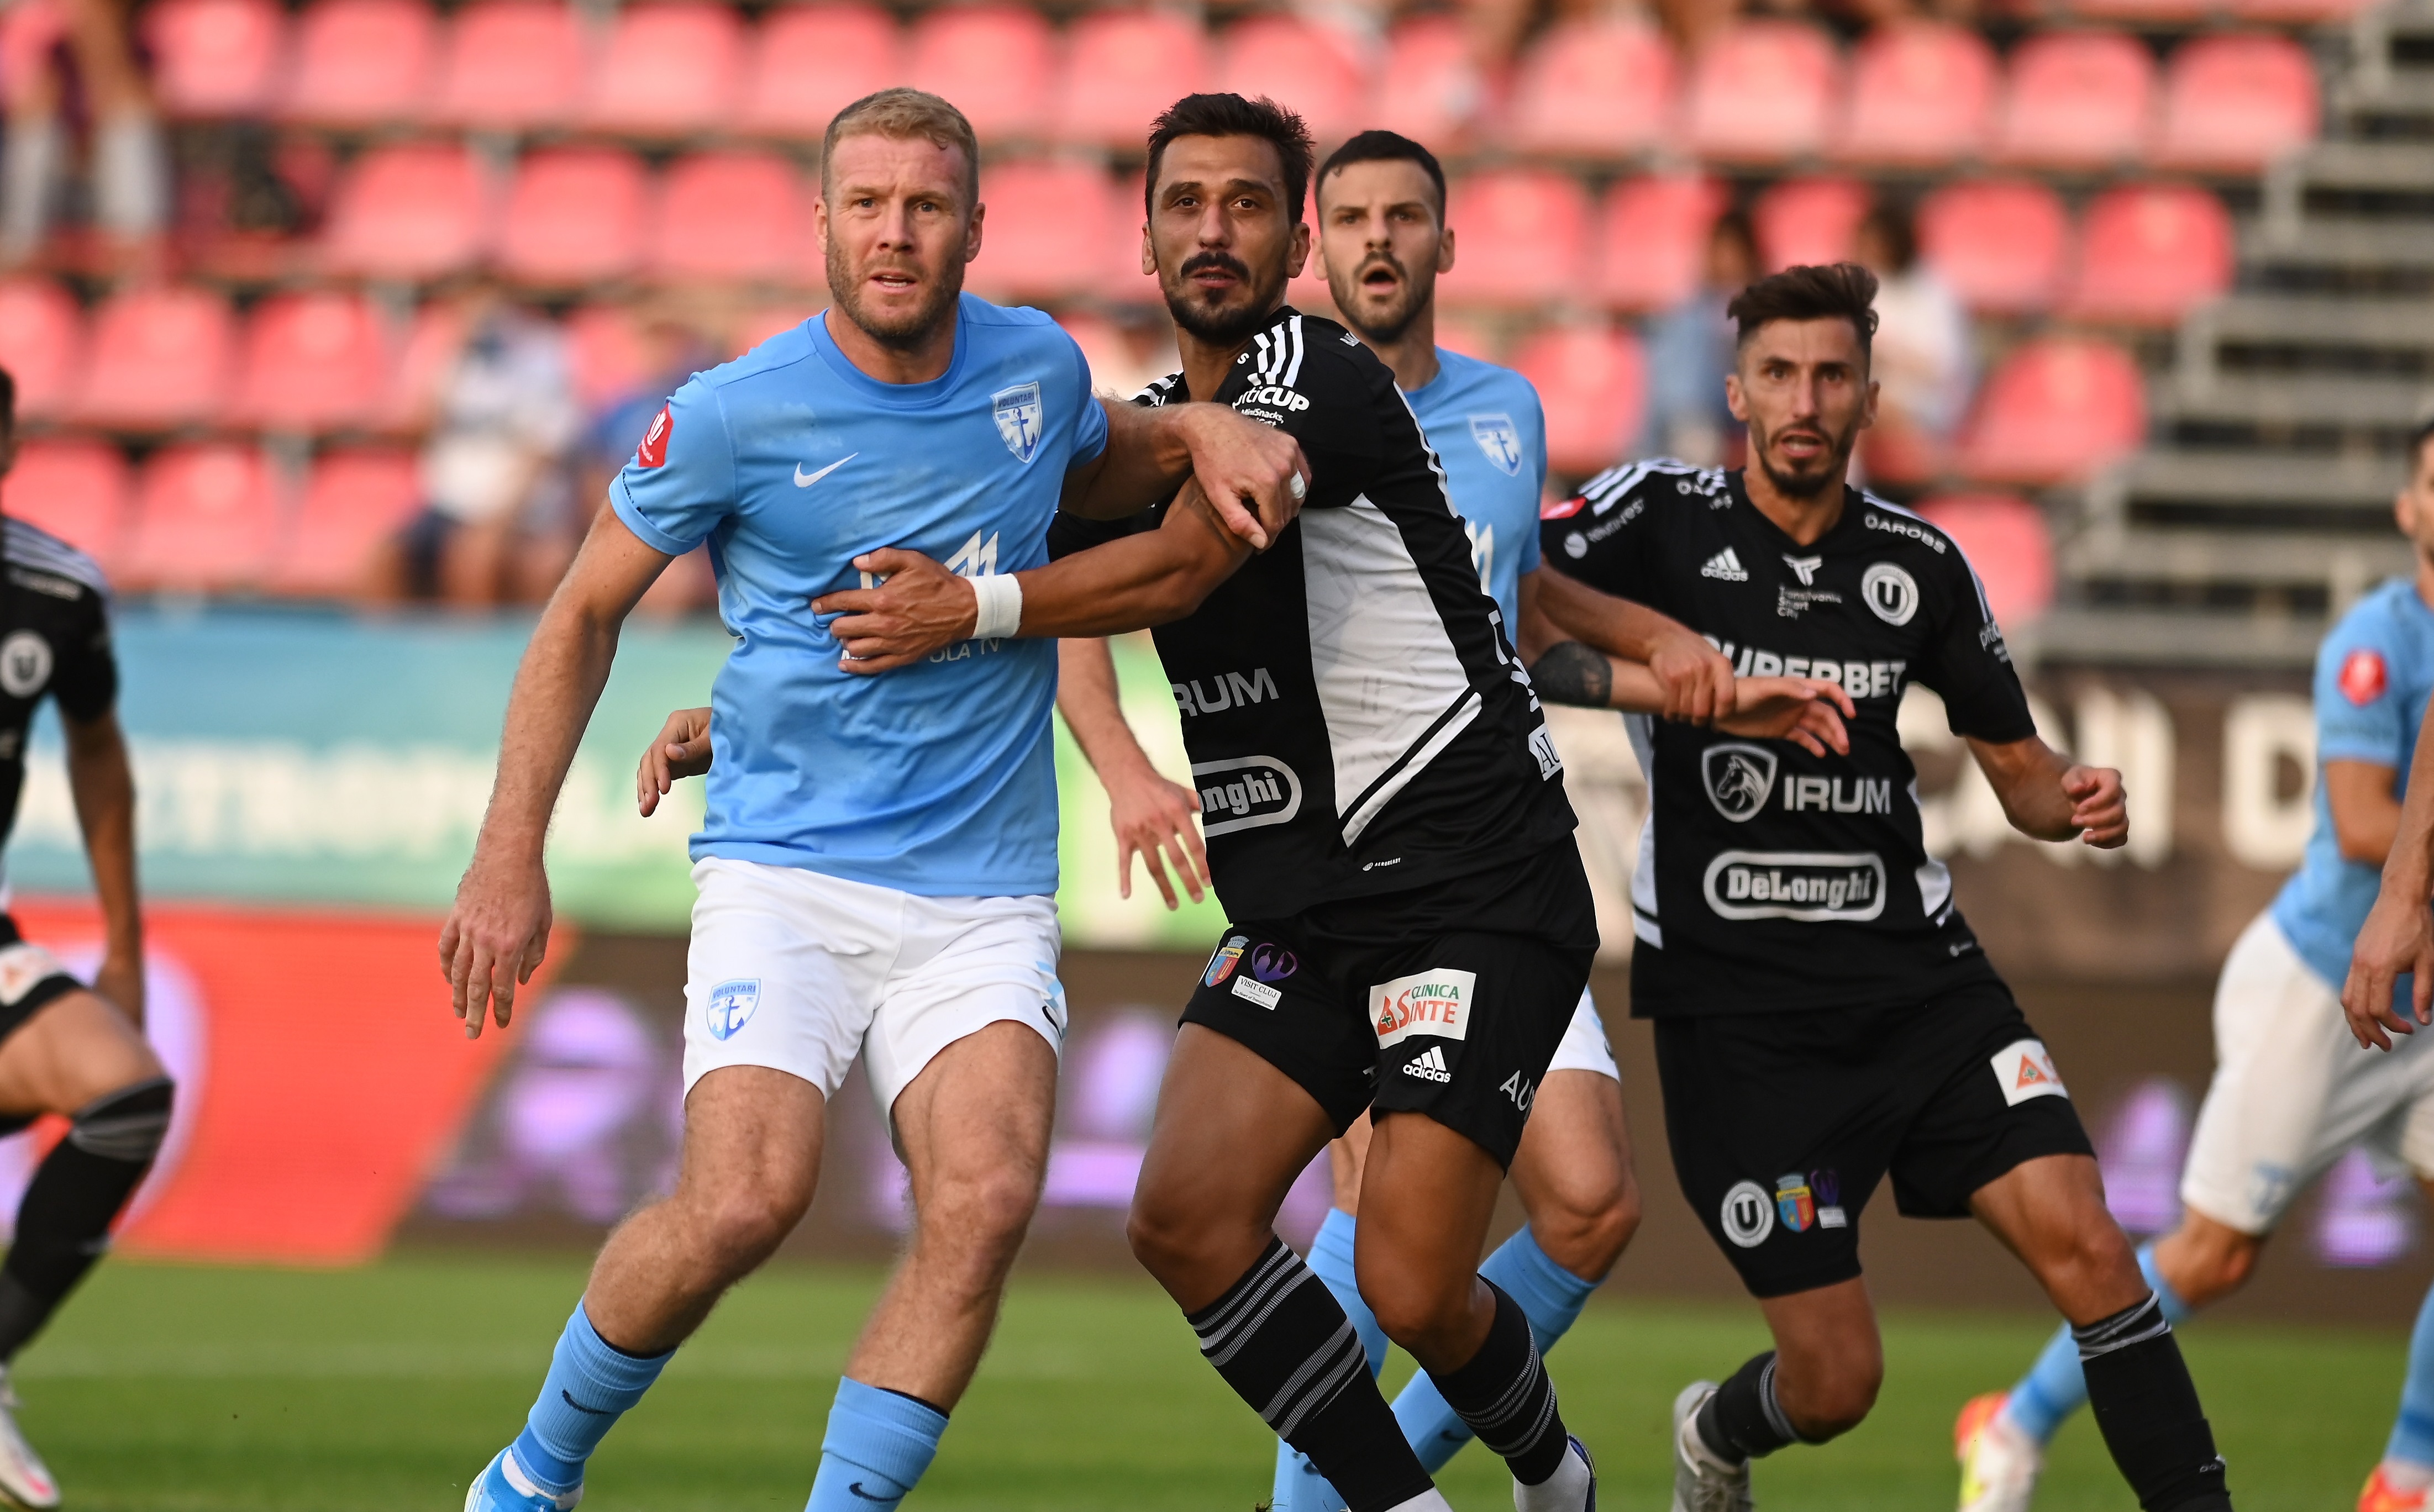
[[0, 632, 50, 699], [637, 404, 671, 468], [1205, 936, 1247, 988], [1990, 1039, 2069, 1106], [705, 978, 760, 1041], [1191, 755, 1301, 837], [1862, 562, 1921, 626], [1776, 1172, 1815, 1232], [1468, 414, 1523, 476], [993, 381, 1044, 464], [1702, 742, 1779, 822], [1721, 1180, 1774, 1247]]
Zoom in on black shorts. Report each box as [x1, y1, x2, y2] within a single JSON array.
[[1180, 842, 1597, 1168], [1655, 978, 2094, 1298]]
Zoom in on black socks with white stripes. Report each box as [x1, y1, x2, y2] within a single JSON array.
[[0, 1077, 172, 1362], [1426, 1280, 1574, 1487], [2077, 1293, 2233, 1512], [1696, 1350, 1810, 1463], [1188, 1236, 1434, 1512]]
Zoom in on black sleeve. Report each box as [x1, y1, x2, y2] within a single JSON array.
[[1047, 508, 1146, 562], [1914, 558, 2035, 742], [1221, 340, 1388, 512], [51, 589, 117, 723], [1537, 468, 1660, 608]]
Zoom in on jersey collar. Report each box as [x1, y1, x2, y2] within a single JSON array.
[[806, 293, 974, 409]]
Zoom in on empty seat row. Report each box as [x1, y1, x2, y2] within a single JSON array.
[[4, 438, 419, 596], [143, 0, 2319, 172]]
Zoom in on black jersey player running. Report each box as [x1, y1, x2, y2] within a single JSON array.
[[1535, 264, 2233, 1512], [0, 367, 170, 1510], [821, 93, 1598, 1512]]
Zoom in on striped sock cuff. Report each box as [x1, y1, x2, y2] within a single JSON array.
[[2073, 1292, 2172, 1362]]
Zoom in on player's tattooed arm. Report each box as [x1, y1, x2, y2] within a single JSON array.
[[1063, 400, 1310, 551], [817, 482, 1256, 671], [1533, 643, 1852, 758], [635, 705, 713, 817], [1965, 734, 2128, 850], [1527, 566, 1734, 725], [1527, 641, 1613, 708]]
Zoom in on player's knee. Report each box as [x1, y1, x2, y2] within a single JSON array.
[[1363, 1269, 1474, 1359], [1125, 1187, 1202, 1282], [1532, 1176, 1639, 1282], [919, 1161, 1043, 1260], [688, 1186, 805, 1272], [1779, 1356, 1881, 1442]]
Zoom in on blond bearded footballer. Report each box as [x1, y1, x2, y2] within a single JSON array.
[[1541, 262, 2238, 1512], [443, 89, 1306, 1512]]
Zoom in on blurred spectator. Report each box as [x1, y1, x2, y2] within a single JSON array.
[[1637, 206, 1755, 467], [366, 281, 579, 608], [1855, 201, 1973, 487], [1, 0, 168, 270], [579, 308, 717, 620]]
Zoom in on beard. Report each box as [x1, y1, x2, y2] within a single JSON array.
[[827, 238, 964, 350], [1334, 252, 1426, 346], [1752, 416, 1859, 500], [1163, 250, 1287, 346]]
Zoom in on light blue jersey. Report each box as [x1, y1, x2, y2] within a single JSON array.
[[1404, 349, 1547, 627], [2271, 577, 2434, 988], [611, 294, 1108, 897]]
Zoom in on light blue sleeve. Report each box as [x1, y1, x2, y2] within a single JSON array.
[[609, 377, 735, 556], [2316, 602, 2407, 767], [1517, 385, 1547, 577], [1065, 334, 1109, 468]]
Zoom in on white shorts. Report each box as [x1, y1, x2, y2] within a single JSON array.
[[682, 858, 1066, 1120], [1546, 988, 1621, 1081], [2180, 910, 2434, 1234]]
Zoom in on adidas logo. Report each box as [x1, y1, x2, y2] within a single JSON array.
[[1700, 547, 1749, 582], [1402, 1045, 1453, 1083]]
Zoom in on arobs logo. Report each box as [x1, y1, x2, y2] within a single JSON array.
[[1701, 742, 1777, 822], [1702, 850, 1888, 922], [993, 381, 1044, 463], [1192, 755, 1301, 837], [1371, 967, 1475, 1050]]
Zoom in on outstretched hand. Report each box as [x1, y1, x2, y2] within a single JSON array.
[[637, 705, 713, 816], [813, 550, 976, 672], [437, 854, 552, 1040], [1103, 762, 1211, 909], [1718, 677, 1856, 758], [2345, 884, 2434, 1050]]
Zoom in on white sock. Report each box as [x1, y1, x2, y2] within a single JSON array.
[[1382, 1492, 1455, 1512], [1514, 1438, 1591, 1512], [2386, 1460, 2434, 1494]]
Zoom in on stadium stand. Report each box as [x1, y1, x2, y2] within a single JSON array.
[[1754, 175, 1869, 271], [564, 304, 645, 412], [318, 141, 488, 282], [647, 151, 809, 286], [586, 2, 745, 139], [231, 290, 390, 433], [744, 3, 901, 140], [1917, 492, 2056, 629], [1367, 15, 1475, 152], [2063, 182, 2233, 326], [268, 448, 420, 597], [1685, 19, 1839, 163], [1217, 14, 1368, 145], [1991, 29, 2157, 170], [909, 5, 1053, 144], [497, 148, 649, 287], [74, 286, 235, 431], [1056, 8, 1206, 152], [1959, 337, 2147, 488], [280, 0, 435, 129], [0, 280, 82, 424], [971, 160, 1112, 303], [142, 0, 283, 118], [122, 442, 281, 593], [1501, 17, 1675, 161], [1592, 173, 1726, 313], [1833, 19, 1996, 166], [1437, 169, 1590, 310], [2154, 31, 2320, 172], [428, 0, 586, 131], [1917, 178, 2070, 315], [1512, 324, 1643, 476], [4, 439, 129, 567]]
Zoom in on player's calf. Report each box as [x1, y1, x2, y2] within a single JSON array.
[[0, 1071, 173, 1363]]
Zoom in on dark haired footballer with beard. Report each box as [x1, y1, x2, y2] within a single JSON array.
[[1536, 262, 2239, 1512]]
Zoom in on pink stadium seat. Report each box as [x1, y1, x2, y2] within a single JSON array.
[[143, 0, 283, 118], [1511, 325, 1643, 476], [733, 302, 819, 357], [1592, 173, 1726, 313], [280, 0, 434, 128], [1369, 15, 1478, 152], [2, 439, 129, 567], [268, 447, 420, 597], [2154, 33, 2317, 173], [649, 151, 807, 285], [1835, 20, 1994, 166], [0, 279, 83, 422], [1434, 313, 1494, 363], [233, 291, 391, 432], [744, 4, 901, 141], [1994, 30, 2155, 171], [1754, 176, 1868, 271], [2067, 0, 2206, 22], [1437, 170, 1590, 309], [499, 149, 650, 287], [1685, 20, 1838, 164], [319, 142, 488, 282], [1059, 9, 1207, 152], [586, 2, 743, 138], [1917, 178, 2069, 315], [564, 304, 646, 412], [971, 160, 1112, 303], [1915, 493, 2053, 628], [1502, 17, 1675, 160], [123, 444, 280, 593], [1218, 15, 1369, 145], [1958, 338, 2145, 486], [429, 0, 585, 132], [74, 286, 234, 431], [908, 6, 1053, 144], [377, 299, 465, 430], [2064, 182, 2232, 326]]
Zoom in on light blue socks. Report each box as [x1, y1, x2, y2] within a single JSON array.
[[1270, 1213, 1603, 1510], [2388, 1279, 2434, 1467], [2006, 1244, 2188, 1444], [508, 1303, 673, 1493], [806, 1377, 949, 1511]]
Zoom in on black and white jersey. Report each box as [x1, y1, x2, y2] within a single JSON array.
[[1542, 461, 2035, 1017], [1052, 308, 1576, 919], [0, 519, 116, 857]]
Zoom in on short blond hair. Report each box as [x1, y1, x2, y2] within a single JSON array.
[[822, 88, 981, 208]]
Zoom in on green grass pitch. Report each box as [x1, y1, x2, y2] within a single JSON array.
[[7, 1253, 2401, 1509]]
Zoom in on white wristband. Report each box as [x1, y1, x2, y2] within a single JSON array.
[[970, 572, 1023, 641]]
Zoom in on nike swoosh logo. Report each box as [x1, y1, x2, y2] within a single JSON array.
[[796, 454, 857, 488], [561, 1389, 612, 1416], [847, 1482, 900, 1503]]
